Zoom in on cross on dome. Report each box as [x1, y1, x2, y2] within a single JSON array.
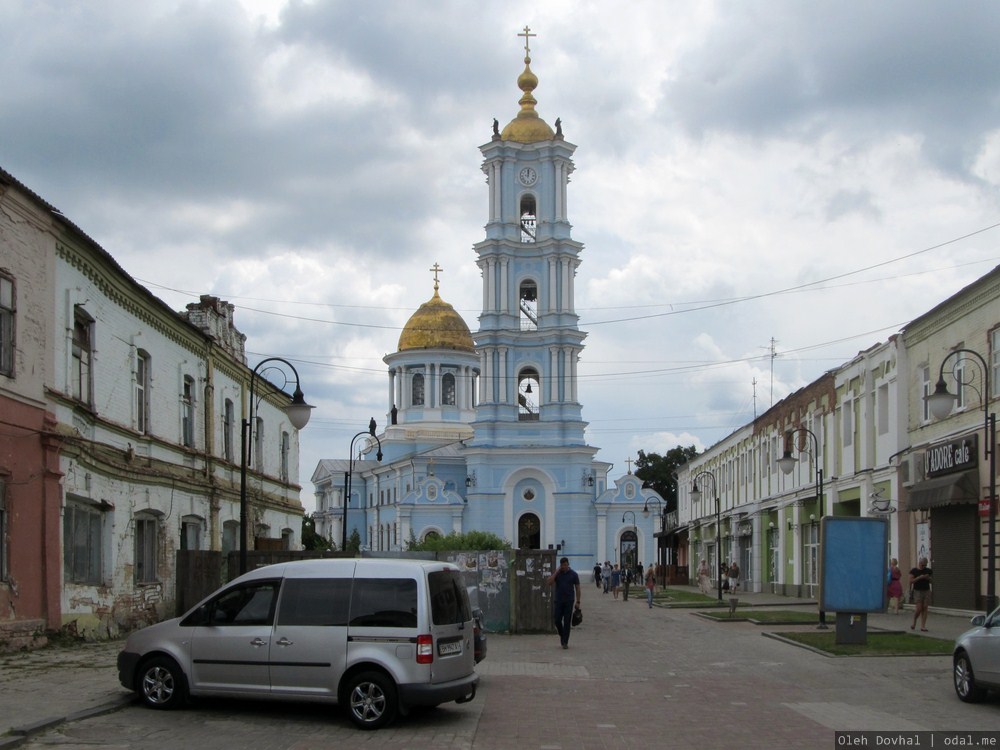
[[518, 25, 535, 60], [429, 262, 443, 292]]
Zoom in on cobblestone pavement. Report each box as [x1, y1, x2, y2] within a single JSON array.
[[1, 588, 996, 749]]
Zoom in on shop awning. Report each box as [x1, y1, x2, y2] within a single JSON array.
[[907, 470, 979, 511], [655, 524, 688, 539]]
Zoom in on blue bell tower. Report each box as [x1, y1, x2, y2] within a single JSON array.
[[464, 28, 599, 561]]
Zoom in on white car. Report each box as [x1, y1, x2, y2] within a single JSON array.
[[953, 608, 1000, 702]]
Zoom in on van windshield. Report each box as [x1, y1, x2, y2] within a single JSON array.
[[428, 570, 472, 625]]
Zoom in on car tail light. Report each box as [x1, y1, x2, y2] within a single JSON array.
[[416, 634, 433, 664]]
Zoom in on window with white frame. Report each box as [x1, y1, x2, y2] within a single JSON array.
[[767, 526, 779, 584], [180, 515, 203, 551], [135, 350, 150, 434], [877, 383, 889, 435], [64, 499, 104, 585], [992, 328, 1000, 398], [223, 398, 235, 462], [921, 366, 931, 423], [72, 309, 93, 405], [222, 520, 239, 555], [0, 275, 14, 377], [181, 375, 195, 447], [134, 513, 159, 583], [280, 431, 290, 482], [803, 522, 820, 586], [955, 350, 967, 410], [254, 416, 264, 468], [842, 398, 853, 447]]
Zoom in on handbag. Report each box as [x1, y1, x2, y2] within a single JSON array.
[[571, 607, 583, 627]]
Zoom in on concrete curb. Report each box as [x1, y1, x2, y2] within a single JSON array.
[[0, 694, 134, 749]]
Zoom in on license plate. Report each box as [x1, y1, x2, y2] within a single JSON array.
[[438, 640, 462, 656]]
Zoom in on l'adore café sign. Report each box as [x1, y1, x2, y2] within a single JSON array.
[[925, 434, 979, 478]]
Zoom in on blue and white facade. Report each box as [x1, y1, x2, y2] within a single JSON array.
[[311, 42, 664, 572]]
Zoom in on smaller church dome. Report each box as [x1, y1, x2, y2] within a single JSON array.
[[398, 286, 474, 353], [500, 54, 555, 144]]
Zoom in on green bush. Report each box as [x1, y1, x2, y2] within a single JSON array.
[[406, 530, 512, 552]]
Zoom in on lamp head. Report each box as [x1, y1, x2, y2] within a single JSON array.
[[690, 481, 702, 504], [777, 450, 797, 475], [927, 378, 958, 420], [285, 386, 314, 430]]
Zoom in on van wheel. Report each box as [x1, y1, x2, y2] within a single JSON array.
[[346, 671, 398, 729], [137, 656, 186, 710]]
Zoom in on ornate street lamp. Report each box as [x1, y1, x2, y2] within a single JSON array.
[[643, 496, 665, 588], [778, 426, 827, 629], [342, 419, 383, 553], [927, 349, 996, 614], [240, 357, 313, 574], [690, 471, 722, 601]]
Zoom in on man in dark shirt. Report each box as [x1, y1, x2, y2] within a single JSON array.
[[547, 557, 581, 649]]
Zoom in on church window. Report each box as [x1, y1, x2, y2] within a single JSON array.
[[519, 194, 536, 243], [519, 280, 538, 331], [412, 373, 425, 406], [518, 368, 540, 421], [442, 372, 456, 405]]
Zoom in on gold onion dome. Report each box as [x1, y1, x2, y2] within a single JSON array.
[[398, 288, 474, 353], [500, 52, 554, 143]]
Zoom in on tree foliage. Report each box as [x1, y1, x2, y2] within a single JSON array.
[[635, 445, 700, 513], [406, 530, 512, 552], [301, 517, 333, 551], [346, 528, 362, 555]]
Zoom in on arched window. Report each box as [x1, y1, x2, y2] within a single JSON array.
[[518, 368, 540, 421], [442, 372, 456, 405], [412, 373, 425, 406], [518, 513, 540, 549], [520, 194, 537, 243], [519, 280, 538, 331]]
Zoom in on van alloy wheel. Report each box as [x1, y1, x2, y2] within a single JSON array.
[[954, 652, 987, 703], [138, 656, 186, 710], [346, 671, 398, 730]]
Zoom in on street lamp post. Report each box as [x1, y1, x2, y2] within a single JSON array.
[[643, 497, 664, 589], [690, 471, 722, 601], [240, 357, 314, 575], [927, 349, 996, 614], [342, 418, 383, 554], [777, 427, 827, 629]]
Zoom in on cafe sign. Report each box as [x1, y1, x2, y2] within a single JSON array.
[[924, 434, 978, 478]]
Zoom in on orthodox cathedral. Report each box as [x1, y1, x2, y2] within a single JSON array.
[[311, 30, 665, 572]]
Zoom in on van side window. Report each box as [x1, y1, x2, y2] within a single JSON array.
[[277, 578, 351, 626], [182, 581, 279, 627], [428, 570, 472, 625], [349, 578, 417, 628]]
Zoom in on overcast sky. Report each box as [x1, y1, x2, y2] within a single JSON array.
[[4, 1, 1000, 511]]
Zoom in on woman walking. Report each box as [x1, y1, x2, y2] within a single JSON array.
[[886, 558, 903, 614], [645, 564, 656, 608]]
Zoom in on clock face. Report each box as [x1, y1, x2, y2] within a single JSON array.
[[518, 166, 537, 186]]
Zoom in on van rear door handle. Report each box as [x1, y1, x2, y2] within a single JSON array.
[[250, 638, 268, 647], [276, 637, 294, 647]]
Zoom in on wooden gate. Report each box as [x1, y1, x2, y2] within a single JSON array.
[[512, 549, 556, 633]]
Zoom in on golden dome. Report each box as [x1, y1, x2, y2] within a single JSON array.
[[500, 54, 555, 144], [398, 288, 474, 353]]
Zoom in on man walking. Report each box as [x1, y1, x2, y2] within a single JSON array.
[[547, 557, 581, 649]]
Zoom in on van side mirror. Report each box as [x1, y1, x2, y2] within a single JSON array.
[[972, 614, 987, 627]]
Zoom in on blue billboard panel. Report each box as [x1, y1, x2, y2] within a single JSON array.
[[819, 517, 889, 613]]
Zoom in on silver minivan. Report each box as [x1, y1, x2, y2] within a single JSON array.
[[117, 559, 479, 729]]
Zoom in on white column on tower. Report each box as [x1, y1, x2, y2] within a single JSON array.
[[499, 347, 508, 405], [486, 257, 496, 311], [549, 346, 558, 403], [500, 257, 509, 314], [548, 258, 559, 312]]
